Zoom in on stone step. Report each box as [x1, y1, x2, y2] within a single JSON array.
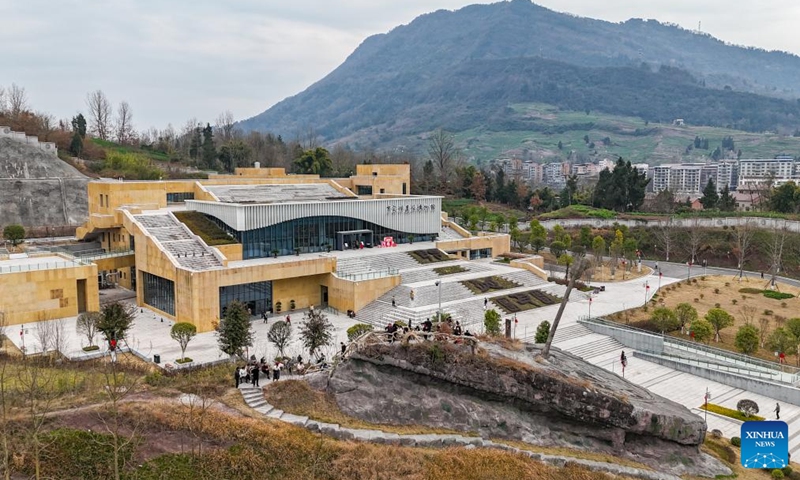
[[249, 399, 268, 409], [281, 413, 309, 426], [254, 405, 274, 415], [266, 409, 284, 419]]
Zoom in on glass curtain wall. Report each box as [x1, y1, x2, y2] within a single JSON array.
[[142, 272, 175, 315], [219, 281, 272, 319], [212, 215, 436, 259]]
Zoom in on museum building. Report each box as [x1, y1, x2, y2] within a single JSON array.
[[0, 163, 507, 332]]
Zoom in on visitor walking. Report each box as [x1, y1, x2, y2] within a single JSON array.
[[262, 311, 268, 324], [775, 403, 781, 420], [234, 366, 241, 387], [286, 314, 291, 325], [341, 342, 347, 355], [251, 364, 260, 387], [620, 351, 627, 368], [238, 365, 248, 384], [273, 361, 283, 381], [484, 298, 488, 310], [654, 262, 658, 272], [410, 289, 415, 301], [392, 296, 396, 307]]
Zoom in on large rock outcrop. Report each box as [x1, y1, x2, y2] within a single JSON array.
[[326, 337, 730, 477], [0, 138, 88, 229]]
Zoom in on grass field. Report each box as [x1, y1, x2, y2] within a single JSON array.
[[454, 102, 800, 164], [609, 275, 800, 364]]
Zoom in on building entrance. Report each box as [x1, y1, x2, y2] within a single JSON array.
[[337, 229, 374, 250]]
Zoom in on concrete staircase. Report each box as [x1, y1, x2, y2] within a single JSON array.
[[566, 336, 625, 360]]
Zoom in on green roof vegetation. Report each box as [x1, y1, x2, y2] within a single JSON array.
[[173, 211, 237, 246]]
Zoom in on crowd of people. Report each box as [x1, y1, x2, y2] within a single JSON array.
[[234, 357, 289, 387], [383, 317, 473, 343]]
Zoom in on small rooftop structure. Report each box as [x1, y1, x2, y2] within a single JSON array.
[[206, 183, 351, 204]]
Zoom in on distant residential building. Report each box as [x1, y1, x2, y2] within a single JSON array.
[[651, 164, 702, 195], [737, 156, 798, 188], [543, 162, 566, 188]]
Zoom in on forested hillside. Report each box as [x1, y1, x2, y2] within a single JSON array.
[[239, 0, 800, 156]]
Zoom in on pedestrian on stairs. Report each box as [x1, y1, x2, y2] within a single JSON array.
[[234, 366, 241, 387], [251, 364, 260, 387]]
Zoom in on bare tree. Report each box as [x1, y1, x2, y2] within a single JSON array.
[[765, 221, 788, 288], [115, 101, 134, 144], [33, 319, 55, 355], [652, 218, 675, 261], [759, 317, 771, 348], [51, 319, 67, 358], [77, 311, 102, 347], [215, 110, 236, 144], [427, 129, 460, 193], [0, 311, 11, 480], [541, 256, 591, 359], [733, 219, 756, 280], [86, 90, 113, 140], [7, 83, 28, 119], [0, 86, 6, 115], [96, 360, 140, 480], [739, 304, 758, 326], [685, 216, 706, 264], [17, 356, 57, 480]]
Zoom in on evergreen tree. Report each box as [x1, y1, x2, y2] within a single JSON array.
[[592, 158, 649, 211], [534, 321, 551, 343], [699, 178, 718, 209], [201, 123, 216, 168], [294, 147, 333, 176], [216, 300, 254, 357], [299, 308, 334, 357], [557, 140, 563, 150], [189, 127, 201, 161], [718, 184, 736, 211]]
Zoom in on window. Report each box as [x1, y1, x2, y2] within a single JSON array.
[[105, 195, 109, 207], [380, 188, 385, 194], [402, 183, 407, 195], [167, 192, 195, 203], [142, 272, 175, 315], [356, 185, 373, 195], [99, 194, 104, 207], [219, 281, 272, 318]]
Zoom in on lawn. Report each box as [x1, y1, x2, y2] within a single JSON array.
[[608, 275, 800, 364], [433, 265, 468, 276], [461, 276, 521, 294], [491, 289, 561, 314]]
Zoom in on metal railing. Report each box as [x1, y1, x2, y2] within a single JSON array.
[[334, 268, 400, 281], [580, 316, 800, 384], [638, 351, 799, 385], [78, 248, 135, 260], [0, 258, 88, 273]]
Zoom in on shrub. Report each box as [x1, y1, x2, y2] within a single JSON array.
[[714, 288, 720, 294], [725, 282, 731, 287], [700, 293, 704, 299], [731, 436, 741, 447], [782, 466, 793, 476], [82, 345, 100, 352], [735, 325, 760, 354], [732, 299, 738, 305], [176, 357, 193, 364], [739, 287, 762, 294], [715, 303, 721, 308], [650, 307, 681, 333], [782, 302, 788, 308], [765, 309, 774, 316], [736, 399, 760, 417], [484, 309, 501, 336], [772, 469, 784, 479], [710, 429, 723, 439], [694, 298, 699, 303], [764, 291, 795, 300], [346, 323, 373, 341], [534, 321, 551, 343], [701, 403, 764, 422], [173, 211, 236, 246]]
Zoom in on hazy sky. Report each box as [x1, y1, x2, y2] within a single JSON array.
[[3, 0, 799, 131]]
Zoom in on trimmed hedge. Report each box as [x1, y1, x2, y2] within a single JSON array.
[[738, 287, 795, 300], [699, 403, 765, 422], [433, 265, 468, 276]]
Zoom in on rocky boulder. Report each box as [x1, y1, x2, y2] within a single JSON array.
[[326, 337, 729, 477]]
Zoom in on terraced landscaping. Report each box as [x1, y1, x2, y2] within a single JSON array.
[[492, 290, 561, 313], [409, 249, 451, 264], [461, 276, 521, 294], [433, 265, 468, 276]]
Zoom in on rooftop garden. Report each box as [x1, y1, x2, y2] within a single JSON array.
[[173, 211, 237, 246]]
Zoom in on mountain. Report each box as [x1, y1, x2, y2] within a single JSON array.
[[238, 0, 800, 156]]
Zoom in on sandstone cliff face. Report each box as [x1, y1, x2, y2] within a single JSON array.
[[326, 339, 728, 477]]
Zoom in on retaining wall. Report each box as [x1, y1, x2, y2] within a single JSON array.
[[634, 351, 800, 406]]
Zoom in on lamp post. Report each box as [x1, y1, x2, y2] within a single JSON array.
[[588, 293, 593, 319], [687, 261, 692, 280], [435, 280, 442, 320], [658, 271, 662, 292]]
